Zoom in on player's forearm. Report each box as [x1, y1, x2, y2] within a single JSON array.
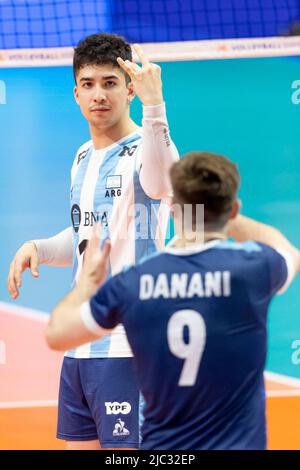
[[33, 227, 73, 266], [139, 103, 179, 199], [46, 286, 99, 351], [228, 215, 300, 272]]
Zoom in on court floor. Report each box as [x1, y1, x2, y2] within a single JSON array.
[[0, 303, 299, 450]]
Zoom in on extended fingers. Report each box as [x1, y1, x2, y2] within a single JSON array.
[[29, 251, 39, 277], [14, 258, 26, 289], [133, 44, 150, 67], [117, 57, 132, 75], [117, 57, 141, 80], [86, 223, 101, 258], [8, 260, 19, 299], [101, 239, 111, 263]]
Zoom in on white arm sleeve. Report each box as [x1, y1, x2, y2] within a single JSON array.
[[139, 102, 179, 199], [33, 227, 73, 266], [274, 248, 298, 295]]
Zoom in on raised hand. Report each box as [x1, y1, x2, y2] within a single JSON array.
[[8, 242, 39, 299], [117, 44, 163, 106], [77, 224, 111, 300]]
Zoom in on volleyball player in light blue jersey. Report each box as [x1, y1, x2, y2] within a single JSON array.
[[46, 151, 300, 450], [8, 33, 179, 449]]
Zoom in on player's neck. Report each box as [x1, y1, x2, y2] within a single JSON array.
[[89, 118, 138, 150], [174, 230, 227, 248]]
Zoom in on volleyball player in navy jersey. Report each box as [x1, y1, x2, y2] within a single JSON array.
[[46, 151, 300, 449]]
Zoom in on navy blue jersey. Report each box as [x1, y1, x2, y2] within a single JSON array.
[[84, 239, 289, 450]]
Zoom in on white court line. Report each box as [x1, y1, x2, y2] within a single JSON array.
[[0, 301, 49, 323], [0, 400, 57, 409], [267, 390, 300, 398], [1, 391, 299, 409], [265, 371, 300, 388]]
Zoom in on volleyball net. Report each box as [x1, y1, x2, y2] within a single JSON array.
[[0, 0, 299, 50]]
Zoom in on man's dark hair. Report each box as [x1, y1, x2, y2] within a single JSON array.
[[73, 33, 132, 83], [170, 151, 240, 229]]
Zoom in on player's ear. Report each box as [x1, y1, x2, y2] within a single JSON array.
[[127, 81, 135, 104], [74, 86, 79, 105], [230, 199, 241, 220]]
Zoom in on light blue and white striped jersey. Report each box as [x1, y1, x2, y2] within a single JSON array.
[[66, 130, 171, 358]]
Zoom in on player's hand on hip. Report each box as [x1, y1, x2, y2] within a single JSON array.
[[77, 224, 111, 300], [117, 44, 163, 106], [8, 241, 39, 299]]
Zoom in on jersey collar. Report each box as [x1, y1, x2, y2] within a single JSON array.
[[164, 236, 223, 256]]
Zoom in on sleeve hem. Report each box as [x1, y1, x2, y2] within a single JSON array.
[[274, 248, 297, 294], [142, 102, 166, 118], [80, 301, 110, 335]]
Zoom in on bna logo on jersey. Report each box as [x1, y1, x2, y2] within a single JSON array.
[[71, 204, 81, 233]]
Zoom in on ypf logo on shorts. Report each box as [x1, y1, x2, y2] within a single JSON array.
[[105, 401, 132, 415]]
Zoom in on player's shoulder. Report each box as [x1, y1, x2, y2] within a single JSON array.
[[215, 239, 263, 253], [132, 127, 142, 138], [214, 239, 288, 272], [251, 241, 290, 271], [231, 240, 285, 260], [70, 139, 93, 180], [212, 239, 276, 259], [74, 139, 93, 164]]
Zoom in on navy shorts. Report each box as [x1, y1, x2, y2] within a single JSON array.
[[57, 357, 141, 448]]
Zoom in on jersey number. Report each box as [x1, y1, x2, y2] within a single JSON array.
[[167, 310, 206, 387]]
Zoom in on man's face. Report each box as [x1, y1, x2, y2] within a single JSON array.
[[74, 64, 134, 129]]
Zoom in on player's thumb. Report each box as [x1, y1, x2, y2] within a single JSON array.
[[30, 253, 39, 277]]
